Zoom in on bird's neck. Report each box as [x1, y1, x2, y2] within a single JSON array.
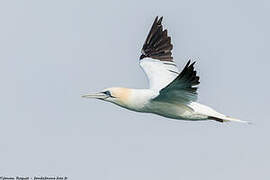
[[113, 88, 156, 112]]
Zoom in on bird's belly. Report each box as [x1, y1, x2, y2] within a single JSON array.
[[145, 101, 207, 120]]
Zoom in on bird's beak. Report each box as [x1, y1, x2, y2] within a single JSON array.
[[81, 92, 108, 100]]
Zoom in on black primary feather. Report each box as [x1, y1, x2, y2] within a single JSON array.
[[153, 60, 200, 103], [173, 60, 200, 92], [140, 16, 173, 62]]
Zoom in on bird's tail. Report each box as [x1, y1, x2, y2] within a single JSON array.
[[210, 116, 250, 124], [189, 102, 250, 124]]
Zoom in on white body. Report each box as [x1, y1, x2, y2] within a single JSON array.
[[111, 88, 227, 121], [83, 58, 247, 123]]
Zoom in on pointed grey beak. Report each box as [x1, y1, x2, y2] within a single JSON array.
[[81, 92, 108, 100]]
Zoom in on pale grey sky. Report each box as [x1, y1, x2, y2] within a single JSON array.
[[0, 0, 269, 179]]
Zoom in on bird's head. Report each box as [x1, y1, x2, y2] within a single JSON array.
[[82, 87, 131, 106]]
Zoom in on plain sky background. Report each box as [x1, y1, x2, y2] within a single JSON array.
[[0, 0, 269, 179]]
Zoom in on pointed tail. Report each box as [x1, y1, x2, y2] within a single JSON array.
[[210, 116, 251, 124]]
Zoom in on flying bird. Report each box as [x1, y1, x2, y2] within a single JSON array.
[[82, 16, 247, 123]]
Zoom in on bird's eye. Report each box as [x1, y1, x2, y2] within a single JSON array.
[[102, 91, 112, 97]]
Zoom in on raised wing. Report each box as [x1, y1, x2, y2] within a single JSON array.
[[153, 60, 200, 104], [140, 16, 179, 90], [140, 16, 200, 103], [140, 16, 173, 61], [140, 58, 179, 90]]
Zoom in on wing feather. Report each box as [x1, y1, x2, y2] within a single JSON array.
[[153, 60, 200, 103], [140, 58, 179, 90], [139, 17, 200, 103], [140, 16, 173, 62]]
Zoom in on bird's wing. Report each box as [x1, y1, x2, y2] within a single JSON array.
[[140, 58, 180, 90], [153, 60, 200, 104], [139, 16, 180, 90], [139, 16, 200, 103]]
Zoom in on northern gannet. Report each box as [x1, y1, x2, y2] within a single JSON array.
[[83, 16, 247, 123]]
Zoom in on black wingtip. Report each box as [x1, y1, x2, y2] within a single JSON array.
[[154, 16, 158, 23], [186, 60, 196, 67], [157, 16, 163, 24], [140, 16, 173, 62], [191, 61, 196, 66]]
